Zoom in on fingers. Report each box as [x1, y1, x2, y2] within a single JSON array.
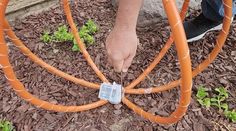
[[108, 53, 135, 73], [111, 56, 124, 72], [122, 54, 135, 72], [107, 49, 124, 72], [107, 45, 136, 72], [105, 29, 137, 73], [137, 38, 140, 45], [108, 57, 112, 65]]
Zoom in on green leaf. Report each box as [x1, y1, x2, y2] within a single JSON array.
[[197, 99, 204, 105], [78, 21, 97, 45], [210, 98, 218, 102], [220, 96, 226, 102], [215, 87, 228, 98], [224, 110, 236, 122], [80, 25, 89, 34], [221, 103, 228, 111], [197, 98, 211, 108], [196, 86, 208, 99], [215, 88, 220, 93], [231, 111, 236, 122], [42, 23, 97, 53], [63, 32, 73, 41], [203, 98, 211, 108], [72, 44, 80, 52], [72, 38, 85, 52], [84, 34, 95, 45], [41, 31, 52, 43], [53, 25, 74, 42], [85, 19, 98, 33], [72, 39, 79, 51], [58, 25, 68, 33], [0, 120, 14, 131], [53, 31, 62, 41], [211, 102, 219, 107]]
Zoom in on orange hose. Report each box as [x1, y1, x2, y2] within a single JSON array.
[[123, 0, 232, 124], [3, 20, 100, 90], [123, 0, 193, 124], [125, 0, 190, 89], [63, 0, 193, 124], [125, 0, 233, 95], [2, 0, 188, 91], [0, 0, 232, 124], [63, 0, 109, 83], [0, 0, 108, 113]]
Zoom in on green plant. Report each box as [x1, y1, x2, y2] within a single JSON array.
[[72, 38, 80, 52], [40, 26, 73, 43], [225, 110, 236, 122], [196, 86, 211, 108], [210, 87, 229, 111], [0, 120, 15, 131], [53, 25, 74, 42], [72, 20, 98, 51], [40, 31, 52, 43], [196, 86, 236, 123], [40, 20, 98, 52], [85, 19, 98, 33]]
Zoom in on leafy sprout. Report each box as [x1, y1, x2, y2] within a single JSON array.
[[196, 86, 211, 108], [40, 31, 52, 43], [0, 120, 15, 131], [85, 19, 98, 33], [196, 86, 235, 123], [53, 25, 74, 42], [225, 110, 236, 122], [210, 87, 229, 111], [40, 20, 98, 52]]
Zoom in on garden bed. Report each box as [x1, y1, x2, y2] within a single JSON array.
[[0, 0, 236, 130]]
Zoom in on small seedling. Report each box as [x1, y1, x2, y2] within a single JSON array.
[[40, 20, 98, 52], [77, 26, 94, 44], [40, 31, 52, 43], [53, 25, 74, 42], [210, 87, 229, 111], [85, 19, 98, 33], [72, 20, 98, 51], [196, 86, 211, 108], [72, 38, 80, 52], [0, 120, 15, 131], [225, 110, 236, 122], [196, 86, 235, 123]]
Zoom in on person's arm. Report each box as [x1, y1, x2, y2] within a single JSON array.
[[115, 0, 143, 31], [106, 0, 143, 72]]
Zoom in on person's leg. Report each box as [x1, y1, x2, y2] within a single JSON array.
[[202, 0, 236, 22], [184, 0, 235, 42]]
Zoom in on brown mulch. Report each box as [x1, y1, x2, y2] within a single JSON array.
[[0, 0, 236, 130]]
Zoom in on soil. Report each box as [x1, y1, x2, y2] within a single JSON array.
[[0, 0, 236, 130]]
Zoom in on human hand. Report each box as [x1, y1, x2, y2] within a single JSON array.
[[106, 27, 138, 72]]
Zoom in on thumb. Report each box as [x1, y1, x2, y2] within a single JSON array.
[[122, 54, 135, 72]]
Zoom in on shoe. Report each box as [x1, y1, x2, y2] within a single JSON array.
[[183, 13, 227, 42]]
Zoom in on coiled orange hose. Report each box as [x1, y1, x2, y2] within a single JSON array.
[[0, 0, 232, 124]]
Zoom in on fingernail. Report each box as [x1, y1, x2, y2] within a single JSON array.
[[122, 68, 128, 72], [114, 68, 121, 72]]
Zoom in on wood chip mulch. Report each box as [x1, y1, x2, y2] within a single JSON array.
[[0, 0, 236, 130]]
